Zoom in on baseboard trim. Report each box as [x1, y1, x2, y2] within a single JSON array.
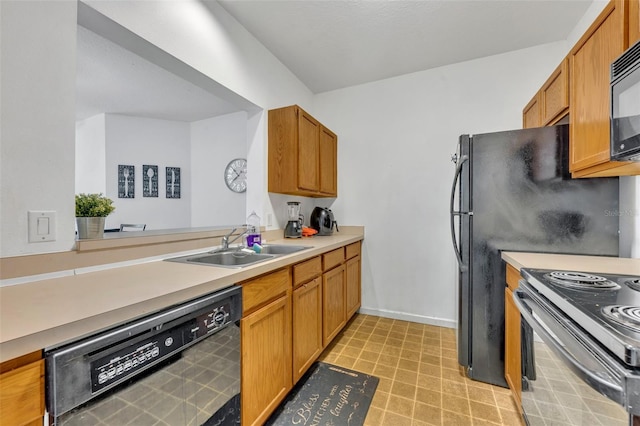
[[358, 307, 456, 329]]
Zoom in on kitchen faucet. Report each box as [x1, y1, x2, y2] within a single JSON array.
[[220, 225, 251, 250]]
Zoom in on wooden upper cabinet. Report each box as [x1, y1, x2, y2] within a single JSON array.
[[319, 126, 338, 195], [297, 110, 320, 192], [268, 105, 338, 197], [540, 58, 570, 125], [523, 57, 569, 129], [569, 0, 640, 177], [631, 0, 640, 45], [522, 94, 541, 129]]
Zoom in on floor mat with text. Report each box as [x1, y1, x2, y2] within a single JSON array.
[[266, 361, 379, 426]]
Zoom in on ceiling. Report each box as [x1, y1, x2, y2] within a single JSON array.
[[217, 0, 593, 93], [76, 1, 593, 122], [76, 25, 243, 122]]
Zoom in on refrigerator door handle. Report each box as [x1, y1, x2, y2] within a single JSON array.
[[450, 155, 469, 272]]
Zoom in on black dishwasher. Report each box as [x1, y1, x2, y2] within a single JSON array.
[[45, 285, 241, 425]]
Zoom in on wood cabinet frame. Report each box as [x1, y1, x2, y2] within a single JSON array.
[[522, 58, 569, 128], [240, 269, 293, 426], [504, 265, 522, 408], [523, 0, 640, 178], [630, 0, 640, 44], [240, 241, 362, 424], [569, 0, 640, 177], [0, 351, 44, 426], [268, 105, 338, 197], [522, 94, 541, 129], [292, 277, 323, 382]]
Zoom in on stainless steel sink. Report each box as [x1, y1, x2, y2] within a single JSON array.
[[257, 244, 312, 255], [166, 251, 275, 268], [165, 245, 311, 268]]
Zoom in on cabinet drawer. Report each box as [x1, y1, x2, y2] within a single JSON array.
[[323, 248, 345, 271], [345, 242, 361, 260], [0, 359, 44, 426], [242, 268, 291, 314], [506, 264, 521, 291], [293, 256, 322, 287]]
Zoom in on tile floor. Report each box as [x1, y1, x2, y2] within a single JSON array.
[[318, 313, 526, 426]]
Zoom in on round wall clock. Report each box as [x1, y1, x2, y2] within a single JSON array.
[[224, 158, 247, 193]]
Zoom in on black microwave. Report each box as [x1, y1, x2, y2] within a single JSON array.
[[611, 39, 640, 161]]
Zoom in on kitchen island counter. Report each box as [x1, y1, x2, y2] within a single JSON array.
[[502, 251, 640, 275], [0, 229, 363, 362]]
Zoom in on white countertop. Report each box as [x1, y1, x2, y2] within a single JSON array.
[[0, 232, 363, 362], [502, 251, 640, 275]]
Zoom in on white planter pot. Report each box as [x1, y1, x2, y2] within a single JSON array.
[[76, 217, 106, 239]]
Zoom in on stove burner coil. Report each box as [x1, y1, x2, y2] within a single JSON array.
[[602, 305, 640, 332], [625, 278, 640, 292], [544, 271, 620, 290]]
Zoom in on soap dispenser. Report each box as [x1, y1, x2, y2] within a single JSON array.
[[245, 211, 262, 247]]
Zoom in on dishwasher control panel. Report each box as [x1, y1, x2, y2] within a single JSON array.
[[90, 324, 185, 392], [193, 302, 232, 339], [89, 301, 233, 392], [47, 285, 242, 418]]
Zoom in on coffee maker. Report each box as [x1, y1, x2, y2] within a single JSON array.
[[284, 202, 303, 238]]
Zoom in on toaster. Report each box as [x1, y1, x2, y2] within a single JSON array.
[[310, 207, 339, 236]]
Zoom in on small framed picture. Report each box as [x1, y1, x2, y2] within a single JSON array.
[[143, 165, 158, 197], [166, 167, 181, 198], [118, 165, 135, 198]]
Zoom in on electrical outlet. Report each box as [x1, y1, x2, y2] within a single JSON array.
[[28, 211, 56, 242]]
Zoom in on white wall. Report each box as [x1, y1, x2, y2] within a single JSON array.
[[0, 1, 78, 256], [191, 111, 247, 227], [75, 114, 106, 194], [77, 112, 249, 230], [1, 0, 313, 257], [81, 0, 315, 226], [313, 42, 569, 327], [104, 115, 191, 230]]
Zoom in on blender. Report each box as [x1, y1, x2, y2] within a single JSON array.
[[284, 202, 303, 238]]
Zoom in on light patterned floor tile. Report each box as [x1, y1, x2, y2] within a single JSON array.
[[317, 314, 525, 426]]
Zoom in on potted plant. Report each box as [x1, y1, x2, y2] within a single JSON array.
[[75, 193, 115, 239]]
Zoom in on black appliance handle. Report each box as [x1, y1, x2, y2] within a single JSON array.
[[450, 155, 469, 272], [513, 288, 624, 401]]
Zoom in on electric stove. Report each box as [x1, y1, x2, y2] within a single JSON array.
[[521, 268, 640, 366]]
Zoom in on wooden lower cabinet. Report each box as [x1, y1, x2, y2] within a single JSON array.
[[241, 291, 293, 426], [346, 255, 361, 318], [0, 351, 44, 426], [292, 277, 323, 382], [504, 265, 522, 407], [504, 287, 522, 405], [240, 241, 362, 424], [323, 264, 347, 346]]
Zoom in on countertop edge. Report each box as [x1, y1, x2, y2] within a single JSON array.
[[0, 232, 363, 362], [502, 251, 640, 275]]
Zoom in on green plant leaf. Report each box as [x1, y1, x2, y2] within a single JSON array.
[[75, 193, 115, 217]]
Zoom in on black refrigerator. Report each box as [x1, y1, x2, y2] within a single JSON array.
[[450, 124, 619, 387]]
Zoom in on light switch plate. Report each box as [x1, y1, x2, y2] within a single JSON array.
[[28, 210, 56, 242]]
